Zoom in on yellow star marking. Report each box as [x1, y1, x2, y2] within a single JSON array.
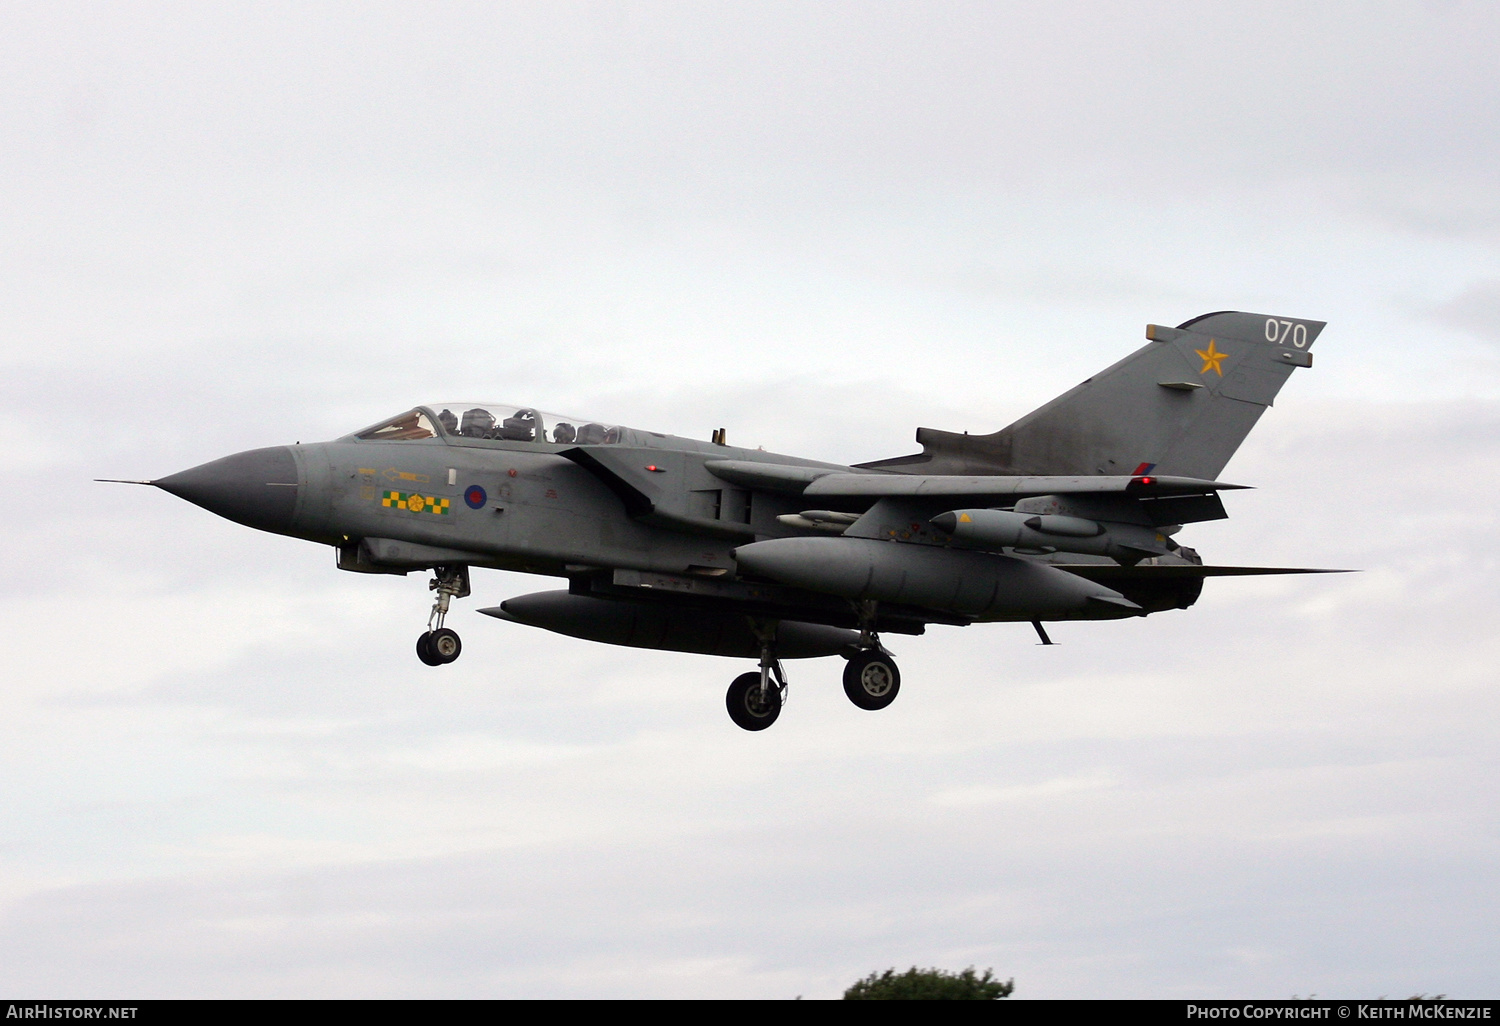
[[1196, 339, 1229, 376]]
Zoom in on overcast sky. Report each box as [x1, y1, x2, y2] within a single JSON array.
[[2, 0, 1498, 998]]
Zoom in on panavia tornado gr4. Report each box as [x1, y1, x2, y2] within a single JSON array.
[[110, 311, 1336, 731]]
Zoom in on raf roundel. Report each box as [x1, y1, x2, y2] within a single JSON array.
[[464, 484, 487, 510]]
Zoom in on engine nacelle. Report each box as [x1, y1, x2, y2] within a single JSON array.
[[733, 536, 1138, 620]]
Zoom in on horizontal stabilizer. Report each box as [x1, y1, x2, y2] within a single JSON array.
[[1057, 564, 1351, 581], [1048, 562, 1349, 614]]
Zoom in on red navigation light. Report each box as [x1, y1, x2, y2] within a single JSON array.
[[1134, 475, 1156, 486], [645, 465, 663, 473]]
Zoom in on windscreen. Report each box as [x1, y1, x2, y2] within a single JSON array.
[[355, 409, 438, 441]]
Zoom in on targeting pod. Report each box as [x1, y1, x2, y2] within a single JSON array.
[[930, 508, 1170, 562]]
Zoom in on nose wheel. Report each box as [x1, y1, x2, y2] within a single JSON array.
[[416, 565, 469, 666], [417, 627, 463, 666]]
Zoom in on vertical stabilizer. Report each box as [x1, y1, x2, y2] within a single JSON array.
[[868, 311, 1324, 479]]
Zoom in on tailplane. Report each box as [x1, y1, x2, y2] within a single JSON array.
[[866, 311, 1325, 479]]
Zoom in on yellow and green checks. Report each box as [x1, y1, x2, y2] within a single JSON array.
[[380, 490, 452, 515]]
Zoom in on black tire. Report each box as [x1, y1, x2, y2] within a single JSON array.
[[429, 627, 462, 664], [725, 671, 782, 731], [416, 631, 443, 666], [843, 650, 900, 710]]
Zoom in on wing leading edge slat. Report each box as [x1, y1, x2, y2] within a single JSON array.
[[701, 459, 1247, 500], [802, 473, 1248, 499]]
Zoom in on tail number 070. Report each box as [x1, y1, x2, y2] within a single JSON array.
[[1266, 318, 1309, 348]]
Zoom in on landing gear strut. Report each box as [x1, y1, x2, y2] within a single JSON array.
[[842, 600, 901, 710], [725, 621, 787, 731], [416, 564, 469, 666]]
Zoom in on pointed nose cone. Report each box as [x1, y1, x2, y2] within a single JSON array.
[[155, 446, 300, 534]]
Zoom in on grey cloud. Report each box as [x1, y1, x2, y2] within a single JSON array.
[[1432, 280, 1500, 346], [3, 3, 1500, 196]]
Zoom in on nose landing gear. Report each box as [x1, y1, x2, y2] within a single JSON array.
[[416, 565, 469, 666]]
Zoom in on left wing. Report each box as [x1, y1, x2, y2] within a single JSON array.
[[704, 459, 1243, 498], [705, 460, 1244, 527]]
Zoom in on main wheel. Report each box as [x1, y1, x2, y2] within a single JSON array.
[[843, 650, 900, 710], [725, 671, 782, 731], [416, 631, 443, 666], [428, 627, 462, 664]]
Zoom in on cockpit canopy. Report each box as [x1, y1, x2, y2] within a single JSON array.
[[352, 404, 624, 446]]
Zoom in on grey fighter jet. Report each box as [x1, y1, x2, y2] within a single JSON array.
[[109, 311, 1336, 730]]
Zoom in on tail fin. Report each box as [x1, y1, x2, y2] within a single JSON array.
[[869, 311, 1325, 479]]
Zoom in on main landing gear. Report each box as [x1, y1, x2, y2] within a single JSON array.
[[416, 565, 470, 667], [843, 649, 900, 710], [725, 621, 787, 731], [843, 599, 900, 711], [723, 605, 904, 731]]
